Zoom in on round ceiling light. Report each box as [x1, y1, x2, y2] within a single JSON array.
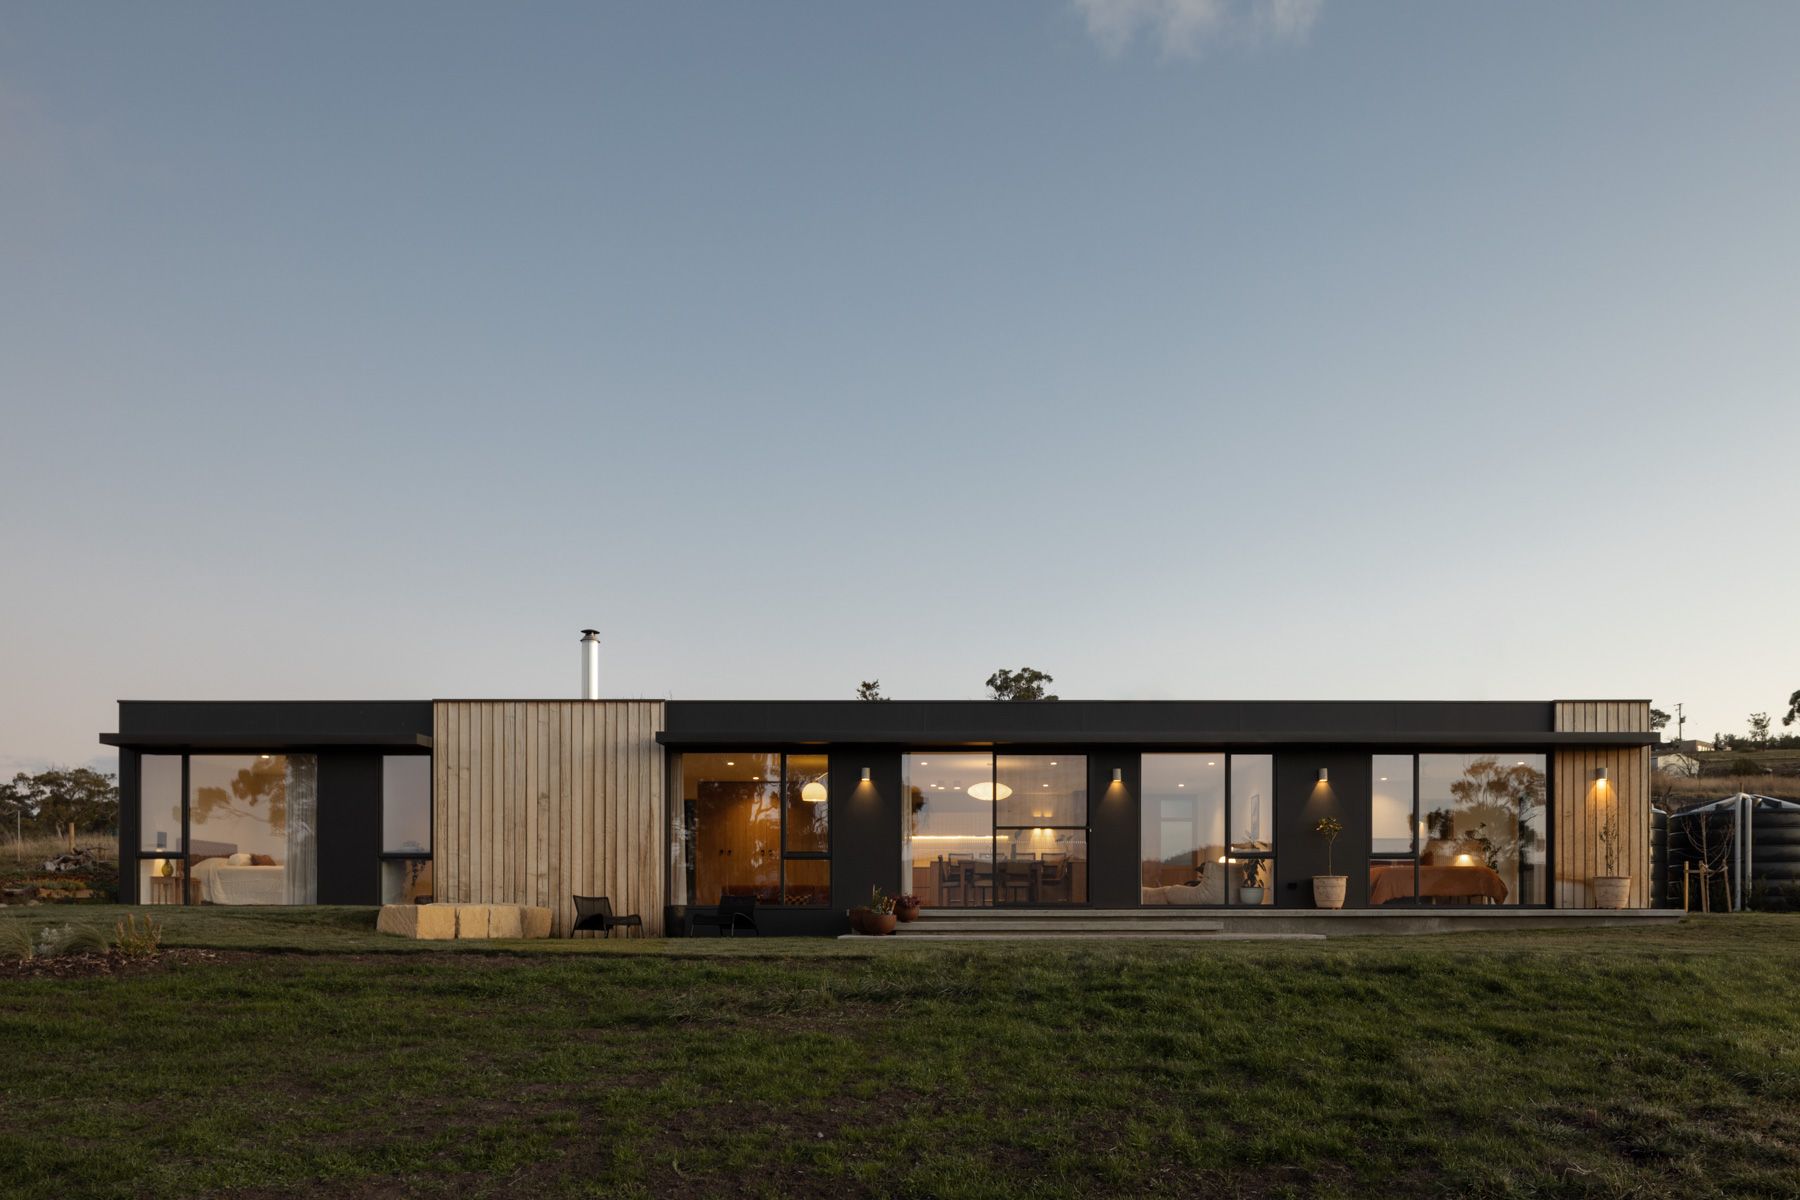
[[966, 781, 1013, 802]]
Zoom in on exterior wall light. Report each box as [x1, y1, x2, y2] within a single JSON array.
[[860, 767, 872, 783], [1318, 768, 1329, 783], [1111, 768, 1123, 783], [1596, 766, 1608, 787]]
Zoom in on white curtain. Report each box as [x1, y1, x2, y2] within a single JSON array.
[[285, 755, 319, 904]]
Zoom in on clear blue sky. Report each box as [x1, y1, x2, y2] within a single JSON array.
[[3, 1, 1796, 773]]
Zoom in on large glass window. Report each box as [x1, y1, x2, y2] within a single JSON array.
[[1141, 755, 1225, 904], [186, 754, 317, 905], [1369, 754, 1418, 905], [1419, 753, 1548, 905], [675, 753, 829, 907], [904, 752, 995, 906], [139, 755, 185, 905], [380, 756, 433, 904], [1228, 755, 1274, 906], [902, 753, 1087, 906]]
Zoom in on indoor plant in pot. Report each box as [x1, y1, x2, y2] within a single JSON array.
[[849, 886, 898, 935], [1237, 856, 1267, 906], [1312, 816, 1347, 909], [893, 893, 922, 922], [1594, 806, 1631, 909]]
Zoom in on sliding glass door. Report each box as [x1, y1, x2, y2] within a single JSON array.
[[903, 753, 1088, 906]]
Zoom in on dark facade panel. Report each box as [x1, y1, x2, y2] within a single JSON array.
[[317, 752, 384, 905], [660, 700, 1570, 747], [114, 700, 433, 746]]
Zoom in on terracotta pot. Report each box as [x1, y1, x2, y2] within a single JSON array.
[[864, 912, 897, 936], [1593, 876, 1632, 910], [894, 898, 921, 923], [1312, 875, 1347, 910]]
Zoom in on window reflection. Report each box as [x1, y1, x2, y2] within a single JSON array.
[[1418, 754, 1547, 905], [1141, 755, 1225, 904], [186, 754, 317, 905], [675, 753, 829, 907]]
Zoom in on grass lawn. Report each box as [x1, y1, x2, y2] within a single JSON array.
[[2, 909, 1798, 1199]]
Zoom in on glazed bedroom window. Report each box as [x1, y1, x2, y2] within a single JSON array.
[[1369, 755, 1419, 905], [186, 754, 318, 905], [379, 755, 433, 905], [138, 755, 185, 905], [1418, 754, 1548, 906]]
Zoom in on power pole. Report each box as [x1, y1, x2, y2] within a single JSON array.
[[1676, 702, 1685, 744]]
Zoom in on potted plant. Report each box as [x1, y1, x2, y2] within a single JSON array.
[[1594, 805, 1631, 909], [1237, 856, 1267, 906], [894, 893, 922, 922], [1312, 816, 1347, 909], [849, 886, 898, 935]]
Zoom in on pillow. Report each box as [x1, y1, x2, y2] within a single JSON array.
[[228, 852, 252, 866], [250, 853, 277, 867]]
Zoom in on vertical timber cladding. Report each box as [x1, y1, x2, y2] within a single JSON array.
[[433, 701, 666, 935], [1553, 701, 1652, 909]]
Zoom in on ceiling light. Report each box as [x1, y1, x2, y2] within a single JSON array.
[[967, 781, 1013, 802], [1208, 761, 1216, 767], [1177, 782, 1185, 788], [1379, 777, 1388, 782], [726, 761, 735, 766]]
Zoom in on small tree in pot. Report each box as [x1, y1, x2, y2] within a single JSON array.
[[1313, 816, 1347, 909], [1594, 804, 1631, 909]]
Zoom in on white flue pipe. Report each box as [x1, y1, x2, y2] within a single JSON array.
[[580, 629, 601, 700]]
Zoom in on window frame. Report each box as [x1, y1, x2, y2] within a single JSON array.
[[377, 753, 434, 903]]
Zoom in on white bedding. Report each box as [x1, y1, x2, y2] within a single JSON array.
[[190, 857, 288, 905]]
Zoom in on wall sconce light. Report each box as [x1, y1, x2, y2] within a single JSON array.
[[1318, 768, 1329, 783], [1111, 768, 1122, 783], [1595, 766, 1608, 787], [860, 767, 871, 783]]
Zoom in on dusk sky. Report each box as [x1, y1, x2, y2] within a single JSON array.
[[3, 1, 1797, 774]]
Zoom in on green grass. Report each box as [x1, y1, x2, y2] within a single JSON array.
[[2, 909, 1798, 1199]]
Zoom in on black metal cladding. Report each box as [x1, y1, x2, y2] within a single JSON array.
[[110, 700, 433, 747], [658, 700, 1591, 748]]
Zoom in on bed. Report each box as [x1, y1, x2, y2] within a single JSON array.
[[1369, 863, 1509, 906], [190, 856, 288, 905]]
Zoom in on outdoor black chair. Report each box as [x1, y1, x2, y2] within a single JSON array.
[[690, 894, 759, 937], [570, 895, 643, 938]]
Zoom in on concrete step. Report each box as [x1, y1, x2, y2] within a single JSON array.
[[916, 908, 1217, 919], [897, 919, 1224, 934], [841, 931, 1325, 942]]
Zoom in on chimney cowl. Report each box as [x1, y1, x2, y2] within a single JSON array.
[[580, 628, 601, 699]]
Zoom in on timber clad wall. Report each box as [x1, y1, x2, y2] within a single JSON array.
[[1553, 700, 1652, 909], [432, 701, 665, 936]]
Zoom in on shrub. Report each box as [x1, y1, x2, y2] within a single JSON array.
[[0, 924, 33, 963], [113, 914, 162, 958], [59, 924, 111, 955]]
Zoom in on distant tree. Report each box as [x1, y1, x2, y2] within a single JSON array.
[[0, 768, 119, 845], [1784, 689, 1800, 728], [1713, 732, 1735, 752], [1649, 707, 1671, 733], [1748, 712, 1773, 748], [986, 667, 1058, 701], [855, 680, 888, 702]]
